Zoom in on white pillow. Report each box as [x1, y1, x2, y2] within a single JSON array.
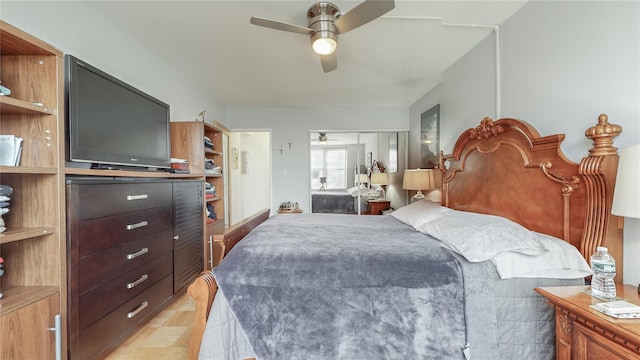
[[491, 232, 592, 279], [417, 210, 547, 262], [346, 185, 376, 197], [390, 200, 451, 229]]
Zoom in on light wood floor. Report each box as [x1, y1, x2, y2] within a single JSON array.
[[105, 292, 195, 360]]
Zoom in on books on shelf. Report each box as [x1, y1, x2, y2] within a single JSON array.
[[0, 135, 23, 166], [590, 300, 640, 319]]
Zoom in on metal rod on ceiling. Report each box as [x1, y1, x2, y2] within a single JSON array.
[[382, 16, 501, 119]]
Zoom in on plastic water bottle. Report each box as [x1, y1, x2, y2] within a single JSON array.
[[590, 246, 616, 300]]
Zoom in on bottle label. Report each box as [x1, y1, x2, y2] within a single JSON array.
[[592, 260, 615, 273]]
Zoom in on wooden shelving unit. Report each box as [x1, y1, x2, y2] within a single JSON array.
[[171, 121, 229, 269], [0, 20, 66, 359]]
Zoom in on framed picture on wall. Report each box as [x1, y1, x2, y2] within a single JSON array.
[[421, 104, 440, 169], [388, 132, 398, 173], [241, 150, 249, 174], [366, 152, 372, 168], [232, 147, 239, 169]]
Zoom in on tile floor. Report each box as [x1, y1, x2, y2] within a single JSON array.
[[105, 292, 195, 360]]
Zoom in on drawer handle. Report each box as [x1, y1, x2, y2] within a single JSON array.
[[126, 221, 148, 230], [126, 247, 149, 260], [127, 301, 149, 319], [126, 194, 148, 201], [127, 274, 149, 289]]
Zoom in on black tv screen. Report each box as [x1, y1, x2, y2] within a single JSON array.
[[65, 55, 171, 170]]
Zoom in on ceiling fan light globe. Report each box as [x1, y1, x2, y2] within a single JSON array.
[[312, 37, 337, 55]]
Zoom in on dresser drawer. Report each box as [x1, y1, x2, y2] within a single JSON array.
[[77, 205, 173, 256], [79, 253, 173, 329], [78, 228, 173, 294], [74, 182, 172, 220], [79, 275, 173, 360]]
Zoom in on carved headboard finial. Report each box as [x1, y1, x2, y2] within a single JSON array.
[[584, 113, 622, 156], [469, 117, 504, 140]]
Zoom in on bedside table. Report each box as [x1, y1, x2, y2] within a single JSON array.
[[535, 285, 640, 359], [365, 199, 390, 215]]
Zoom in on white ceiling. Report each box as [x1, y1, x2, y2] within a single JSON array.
[[87, 0, 527, 108]]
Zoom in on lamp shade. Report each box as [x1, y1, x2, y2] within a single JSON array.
[[370, 172, 389, 186], [355, 174, 368, 184], [402, 169, 435, 191], [612, 144, 640, 218]]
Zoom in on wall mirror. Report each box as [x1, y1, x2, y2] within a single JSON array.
[[309, 130, 403, 215]]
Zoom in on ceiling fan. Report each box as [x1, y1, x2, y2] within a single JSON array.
[[250, 0, 395, 73], [313, 132, 339, 144]]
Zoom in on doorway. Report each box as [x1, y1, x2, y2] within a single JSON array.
[[228, 131, 271, 224]]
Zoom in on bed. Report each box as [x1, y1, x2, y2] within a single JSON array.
[[188, 115, 624, 360], [311, 191, 357, 214]]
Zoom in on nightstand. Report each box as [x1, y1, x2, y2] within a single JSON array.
[[365, 199, 391, 215], [534, 285, 640, 359]]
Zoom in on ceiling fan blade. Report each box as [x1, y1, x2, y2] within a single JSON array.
[[334, 0, 395, 34], [320, 53, 338, 73], [250, 16, 313, 35]]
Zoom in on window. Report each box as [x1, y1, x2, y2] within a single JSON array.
[[310, 148, 347, 190]]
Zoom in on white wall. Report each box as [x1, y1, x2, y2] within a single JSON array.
[[226, 107, 409, 214], [1, 1, 225, 122], [228, 131, 271, 224], [409, 1, 640, 285]]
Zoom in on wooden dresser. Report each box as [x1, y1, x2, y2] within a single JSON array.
[[535, 285, 640, 360], [66, 178, 202, 359]]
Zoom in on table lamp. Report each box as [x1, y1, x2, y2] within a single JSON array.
[[370, 172, 389, 199], [402, 169, 435, 203], [611, 144, 640, 292], [355, 173, 369, 186]]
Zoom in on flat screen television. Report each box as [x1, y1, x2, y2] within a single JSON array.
[[65, 55, 171, 170]]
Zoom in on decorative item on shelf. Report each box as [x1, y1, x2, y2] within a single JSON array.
[[278, 201, 302, 213], [402, 168, 435, 203], [611, 143, 640, 292], [370, 172, 389, 200], [195, 110, 206, 122], [0, 135, 24, 166]]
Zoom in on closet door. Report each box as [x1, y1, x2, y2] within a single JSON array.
[[173, 180, 204, 292]]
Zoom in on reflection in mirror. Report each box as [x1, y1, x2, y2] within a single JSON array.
[[388, 133, 398, 173], [309, 131, 402, 215]]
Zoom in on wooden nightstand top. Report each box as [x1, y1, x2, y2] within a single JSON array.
[[535, 285, 640, 354]]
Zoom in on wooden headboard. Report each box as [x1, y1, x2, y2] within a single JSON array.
[[440, 114, 623, 282]]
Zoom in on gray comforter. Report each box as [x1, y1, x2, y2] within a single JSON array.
[[214, 214, 482, 359]]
